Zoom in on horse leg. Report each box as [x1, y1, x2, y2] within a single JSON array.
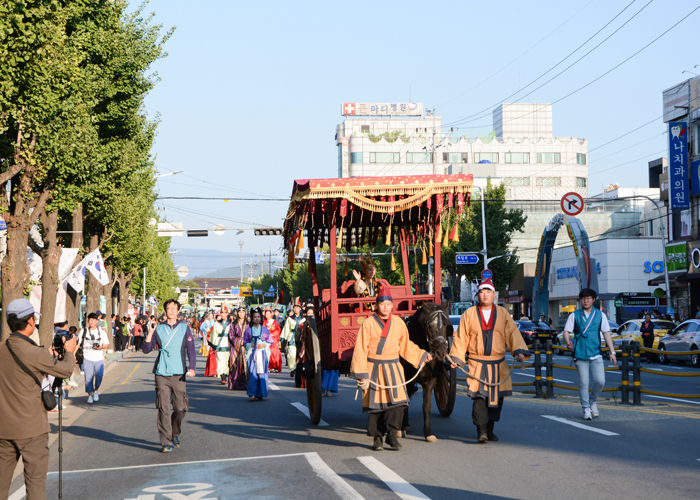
[[422, 378, 437, 442]]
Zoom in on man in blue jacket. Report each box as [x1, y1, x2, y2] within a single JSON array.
[[143, 299, 196, 453], [563, 288, 617, 421]]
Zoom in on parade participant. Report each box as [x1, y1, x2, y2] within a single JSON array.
[[142, 299, 196, 453], [350, 286, 432, 451], [228, 307, 248, 390], [264, 307, 283, 373], [204, 314, 221, 377], [281, 299, 305, 377], [244, 309, 273, 401], [199, 312, 214, 356], [294, 301, 317, 389], [449, 277, 530, 444], [563, 288, 616, 420], [352, 253, 379, 312], [210, 312, 230, 384]]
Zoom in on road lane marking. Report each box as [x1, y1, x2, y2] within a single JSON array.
[[8, 485, 25, 500], [306, 453, 365, 500], [291, 402, 329, 426], [542, 415, 619, 436], [269, 382, 280, 390], [515, 372, 573, 384], [645, 395, 700, 406], [358, 456, 431, 500], [121, 362, 143, 385]]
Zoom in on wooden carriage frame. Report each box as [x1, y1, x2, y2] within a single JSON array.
[[283, 174, 473, 424]]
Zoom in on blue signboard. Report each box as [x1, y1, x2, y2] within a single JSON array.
[[456, 254, 479, 265], [315, 252, 325, 264], [231, 287, 239, 295], [669, 121, 689, 209], [481, 269, 492, 280], [0, 220, 6, 230], [268, 285, 275, 292], [264, 292, 275, 297], [691, 159, 700, 197]]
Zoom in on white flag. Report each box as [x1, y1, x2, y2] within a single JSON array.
[[85, 249, 110, 286], [66, 263, 87, 293]]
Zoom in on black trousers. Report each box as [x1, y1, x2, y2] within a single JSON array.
[[472, 396, 504, 426], [642, 336, 655, 361], [367, 406, 404, 437], [134, 336, 143, 352]]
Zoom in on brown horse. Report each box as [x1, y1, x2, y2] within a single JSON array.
[[400, 302, 454, 442]]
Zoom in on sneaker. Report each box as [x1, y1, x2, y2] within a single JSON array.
[[162, 445, 175, 453], [172, 436, 180, 448], [87, 395, 94, 404], [93, 391, 99, 402], [590, 403, 599, 418], [583, 408, 592, 420], [68, 380, 79, 388], [80, 371, 85, 375]]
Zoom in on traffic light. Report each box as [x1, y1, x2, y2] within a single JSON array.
[[187, 230, 208, 237], [295, 257, 309, 264], [254, 227, 283, 236]]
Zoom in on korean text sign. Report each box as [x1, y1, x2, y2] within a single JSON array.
[[669, 121, 689, 210]]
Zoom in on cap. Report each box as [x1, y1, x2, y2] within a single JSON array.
[[96, 310, 104, 316], [376, 285, 393, 303], [6, 298, 40, 318], [478, 278, 495, 292]]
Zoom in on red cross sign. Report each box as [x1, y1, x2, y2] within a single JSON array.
[[343, 103, 356, 115]]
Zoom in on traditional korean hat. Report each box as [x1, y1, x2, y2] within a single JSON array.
[[264, 306, 272, 312], [478, 277, 495, 292], [360, 252, 376, 273], [221, 304, 229, 314], [376, 285, 393, 303], [293, 297, 302, 307], [304, 300, 315, 313]]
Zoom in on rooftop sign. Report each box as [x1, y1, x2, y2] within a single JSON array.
[[342, 102, 423, 116]]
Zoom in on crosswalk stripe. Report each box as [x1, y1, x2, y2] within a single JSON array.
[[269, 382, 280, 390], [8, 485, 25, 500], [291, 402, 329, 426], [542, 415, 619, 436], [305, 453, 365, 500], [358, 456, 431, 500]]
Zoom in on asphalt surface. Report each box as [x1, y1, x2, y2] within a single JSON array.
[[8, 346, 700, 500]]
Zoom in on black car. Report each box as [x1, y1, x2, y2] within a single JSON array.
[[515, 320, 556, 347]]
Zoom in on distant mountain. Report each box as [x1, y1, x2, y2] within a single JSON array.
[[171, 248, 283, 279]]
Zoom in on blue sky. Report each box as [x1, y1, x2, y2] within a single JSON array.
[[140, 0, 699, 264]]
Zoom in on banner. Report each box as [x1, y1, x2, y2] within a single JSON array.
[[85, 249, 110, 285], [669, 121, 689, 210]]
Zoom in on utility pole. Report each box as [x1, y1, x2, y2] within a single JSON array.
[[142, 268, 146, 316], [432, 107, 437, 175], [239, 240, 244, 283], [269, 247, 272, 276], [261, 253, 264, 277]]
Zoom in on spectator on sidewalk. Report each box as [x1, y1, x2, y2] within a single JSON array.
[[133, 317, 144, 352], [0, 299, 77, 500], [78, 313, 110, 404], [563, 288, 617, 420], [143, 300, 196, 453], [640, 313, 655, 363]]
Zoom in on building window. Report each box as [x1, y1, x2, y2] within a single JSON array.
[[361, 125, 370, 133], [370, 152, 399, 163], [443, 152, 466, 164], [536, 153, 561, 163], [504, 177, 530, 186], [407, 152, 433, 163], [474, 152, 498, 163], [576, 177, 587, 187], [536, 177, 561, 186], [350, 152, 363, 163], [505, 152, 530, 164], [577, 153, 586, 165]]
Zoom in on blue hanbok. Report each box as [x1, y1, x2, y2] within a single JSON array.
[[244, 325, 273, 399]]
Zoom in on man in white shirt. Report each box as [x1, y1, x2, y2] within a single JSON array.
[[78, 312, 110, 404]]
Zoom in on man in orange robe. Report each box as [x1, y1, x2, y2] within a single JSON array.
[[450, 277, 530, 444]]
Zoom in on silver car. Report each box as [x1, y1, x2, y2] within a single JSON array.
[[658, 319, 700, 368]]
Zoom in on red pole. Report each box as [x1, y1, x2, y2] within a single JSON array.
[[308, 229, 320, 311], [434, 213, 442, 306], [329, 224, 338, 345], [399, 228, 411, 297]]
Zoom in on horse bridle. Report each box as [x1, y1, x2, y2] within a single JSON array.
[[422, 309, 451, 357]]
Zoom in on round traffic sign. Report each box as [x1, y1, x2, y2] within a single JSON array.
[[214, 224, 226, 236], [561, 192, 584, 216], [177, 266, 189, 278], [481, 269, 492, 280]]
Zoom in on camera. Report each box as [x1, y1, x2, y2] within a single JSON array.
[[53, 332, 75, 359], [92, 343, 101, 350]]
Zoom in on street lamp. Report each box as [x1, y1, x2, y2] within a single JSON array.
[[471, 185, 489, 270], [155, 170, 183, 179]]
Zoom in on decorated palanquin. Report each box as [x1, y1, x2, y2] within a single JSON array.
[[282, 174, 473, 375]]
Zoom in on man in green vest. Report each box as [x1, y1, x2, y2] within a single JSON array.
[[563, 288, 617, 420]]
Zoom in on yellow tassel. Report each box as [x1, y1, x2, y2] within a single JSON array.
[[337, 227, 343, 249], [436, 224, 442, 243], [391, 253, 396, 271], [429, 241, 434, 257], [422, 247, 427, 265], [385, 226, 392, 246], [442, 225, 450, 247], [289, 261, 295, 272], [298, 229, 304, 249], [450, 221, 460, 243], [344, 260, 348, 276]]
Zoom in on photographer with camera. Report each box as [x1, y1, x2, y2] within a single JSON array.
[[77, 312, 110, 404], [0, 299, 78, 500]]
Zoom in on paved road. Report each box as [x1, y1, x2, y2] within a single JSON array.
[[8, 350, 700, 500]]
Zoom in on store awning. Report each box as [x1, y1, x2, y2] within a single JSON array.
[[647, 271, 687, 286]]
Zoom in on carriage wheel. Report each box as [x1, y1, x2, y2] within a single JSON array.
[[434, 363, 457, 417], [305, 323, 323, 425]]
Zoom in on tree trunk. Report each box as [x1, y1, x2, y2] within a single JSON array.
[[103, 264, 115, 350], [38, 210, 60, 347], [85, 232, 100, 315], [66, 203, 83, 328]]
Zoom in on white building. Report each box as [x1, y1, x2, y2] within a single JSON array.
[[336, 102, 588, 200]]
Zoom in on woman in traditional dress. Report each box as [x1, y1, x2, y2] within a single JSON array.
[[210, 313, 230, 384], [264, 307, 283, 373], [244, 308, 273, 401], [228, 307, 248, 390], [199, 312, 214, 356], [204, 314, 220, 377]]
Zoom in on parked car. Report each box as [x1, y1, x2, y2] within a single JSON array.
[[555, 320, 619, 355], [450, 315, 462, 331], [611, 319, 676, 350], [658, 319, 700, 368], [516, 320, 556, 347]]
